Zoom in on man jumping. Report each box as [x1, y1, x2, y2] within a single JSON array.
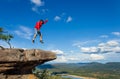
[[32, 19, 48, 44]]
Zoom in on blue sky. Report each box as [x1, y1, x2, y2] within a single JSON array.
[[0, 0, 120, 63]]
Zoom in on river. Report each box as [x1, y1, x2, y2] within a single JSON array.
[[62, 75, 83, 79], [61, 74, 96, 79]]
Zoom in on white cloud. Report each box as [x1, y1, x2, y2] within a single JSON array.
[[32, 7, 39, 13], [51, 50, 80, 63], [51, 40, 120, 63], [106, 40, 119, 47], [30, 0, 45, 13], [73, 40, 100, 47], [20, 26, 32, 34], [81, 47, 99, 53], [68, 57, 79, 61], [54, 16, 61, 21], [53, 55, 68, 63], [14, 26, 33, 40], [112, 32, 120, 36], [112, 47, 120, 53], [100, 35, 108, 38], [72, 41, 82, 47], [14, 30, 22, 36], [90, 54, 104, 60], [54, 14, 73, 23], [53, 53, 105, 63], [98, 46, 112, 53], [51, 49, 67, 63], [80, 40, 120, 54], [66, 16, 72, 23], [51, 49, 64, 55], [51, 49, 106, 63], [98, 43, 106, 47], [31, 0, 44, 6], [32, 7, 48, 14]]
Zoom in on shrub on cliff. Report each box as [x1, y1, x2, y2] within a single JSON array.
[[33, 69, 71, 79], [0, 27, 13, 48]]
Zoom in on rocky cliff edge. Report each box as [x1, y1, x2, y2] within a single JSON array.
[[0, 48, 56, 79]]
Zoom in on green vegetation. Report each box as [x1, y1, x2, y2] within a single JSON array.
[[33, 69, 71, 79], [0, 27, 13, 48], [37, 62, 120, 79]]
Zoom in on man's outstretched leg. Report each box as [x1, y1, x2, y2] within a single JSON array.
[[32, 29, 37, 43], [38, 32, 44, 44], [32, 34, 37, 43], [40, 34, 44, 44]]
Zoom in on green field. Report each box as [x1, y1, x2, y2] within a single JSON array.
[[37, 62, 120, 79]]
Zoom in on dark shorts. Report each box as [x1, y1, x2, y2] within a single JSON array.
[[34, 28, 41, 36]]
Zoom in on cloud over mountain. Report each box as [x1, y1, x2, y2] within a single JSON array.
[[80, 40, 120, 53]]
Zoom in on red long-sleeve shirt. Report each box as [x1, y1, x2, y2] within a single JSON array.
[[34, 20, 48, 30]]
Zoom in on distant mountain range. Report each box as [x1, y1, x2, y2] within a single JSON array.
[[37, 62, 120, 70], [37, 62, 120, 79]]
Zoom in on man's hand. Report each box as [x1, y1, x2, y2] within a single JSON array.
[[44, 19, 48, 24]]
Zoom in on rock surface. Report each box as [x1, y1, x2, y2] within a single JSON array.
[[0, 48, 56, 79]]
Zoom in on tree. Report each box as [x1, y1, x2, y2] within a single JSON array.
[[0, 27, 3, 33], [33, 69, 69, 79], [0, 27, 13, 48], [40, 69, 51, 79], [34, 69, 50, 79]]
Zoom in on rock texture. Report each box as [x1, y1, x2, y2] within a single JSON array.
[[0, 48, 56, 79]]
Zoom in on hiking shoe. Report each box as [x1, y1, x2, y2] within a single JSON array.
[[40, 40, 44, 44], [32, 40, 35, 43]]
